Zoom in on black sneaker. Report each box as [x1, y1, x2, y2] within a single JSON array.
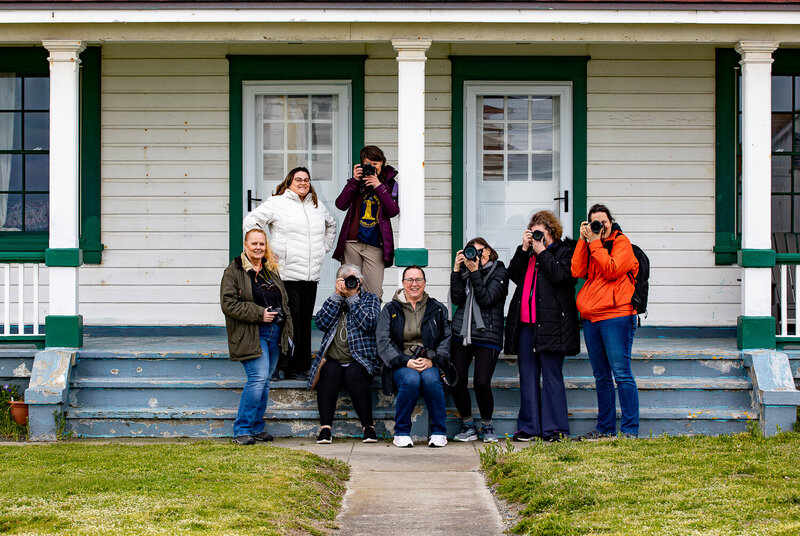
[[290, 372, 309, 381], [363, 426, 378, 443], [512, 431, 534, 442], [316, 428, 332, 444], [232, 435, 255, 446], [579, 430, 609, 441], [543, 433, 563, 443], [253, 431, 274, 442]]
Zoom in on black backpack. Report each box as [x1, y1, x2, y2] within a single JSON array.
[[603, 239, 650, 315]]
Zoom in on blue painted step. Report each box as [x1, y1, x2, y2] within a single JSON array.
[[0, 352, 34, 395]]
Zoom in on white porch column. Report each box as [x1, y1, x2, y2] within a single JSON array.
[[392, 39, 431, 268], [736, 40, 779, 349], [43, 40, 85, 347]]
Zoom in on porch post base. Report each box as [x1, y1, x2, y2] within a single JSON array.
[[394, 248, 429, 267], [45, 315, 84, 348], [737, 316, 776, 350], [742, 350, 800, 436], [24, 349, 77, 441]]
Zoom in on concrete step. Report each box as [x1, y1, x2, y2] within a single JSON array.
[[0, 355, 34, 394]]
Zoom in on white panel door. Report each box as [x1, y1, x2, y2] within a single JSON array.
[[243, 82, 351, 310], [464, 83, 573, 272]]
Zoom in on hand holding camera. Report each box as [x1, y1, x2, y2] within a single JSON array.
[[355, 163, 381, 189], [459, 245, 482, 272], [406, 345, 436, 371], [335, 275, 360, 298], [580, 220, 605, 242], [264, 306, 286, 327]]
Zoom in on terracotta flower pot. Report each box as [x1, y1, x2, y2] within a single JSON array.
[[8, 400, 28, 426]]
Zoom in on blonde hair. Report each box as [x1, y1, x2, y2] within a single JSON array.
[[244, 228, 280, 274]]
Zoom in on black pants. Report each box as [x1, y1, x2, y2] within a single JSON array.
[[451, 342, 500, 422], [282, 280, 317, 374], [316, 360, 374, 428]]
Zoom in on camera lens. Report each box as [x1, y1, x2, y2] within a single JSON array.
[[361, 163, 376, 177], [344, 275, 359, 289], [532, 230, 544, 241], [463, 245, 478, 261], [590, 220, 604, 234]]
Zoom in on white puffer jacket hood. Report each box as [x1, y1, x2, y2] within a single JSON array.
[[243, 190, 337, 282]]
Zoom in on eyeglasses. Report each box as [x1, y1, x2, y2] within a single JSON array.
[[293, 178, 311, 184], [402, 278, 425, 284]]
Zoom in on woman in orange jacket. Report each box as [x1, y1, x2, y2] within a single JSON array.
[[571, 204, 640, 439]]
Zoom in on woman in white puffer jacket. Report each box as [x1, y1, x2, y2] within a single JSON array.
[[244, 167, 336, 380]]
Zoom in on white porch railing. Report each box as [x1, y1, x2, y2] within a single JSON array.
[[1, 263, 44, 343], [775, 255, 800, 344]]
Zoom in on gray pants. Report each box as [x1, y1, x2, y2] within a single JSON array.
[[343, 241, 385, 299]]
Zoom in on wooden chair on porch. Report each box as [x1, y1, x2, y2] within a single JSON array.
[[772, 232, 800, 334]]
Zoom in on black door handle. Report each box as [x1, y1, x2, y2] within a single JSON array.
[[553, 190, 569, 213], [247, 190, 262, 211]]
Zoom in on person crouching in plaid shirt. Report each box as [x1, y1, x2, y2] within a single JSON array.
[[307, 264, 381, 444]]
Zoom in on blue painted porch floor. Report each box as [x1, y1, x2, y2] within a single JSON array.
[[39, 332, 758, 439]]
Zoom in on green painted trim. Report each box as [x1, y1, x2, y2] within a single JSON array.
[[45, 315, 83, 348], [0, 47, 48, 73], [394, 248, 429, 267], [776, 253, 800, 265], [737, 248, 776, 267], [79, 46, 104, 265], [450, 56, 589, 262], [227, 55, 366, 261], [45, 248, 83, 267], [0, 251, 45, 263], [715, 49, 739, 266], [737, 315, 776, 350], [0, 335, 45, 349]]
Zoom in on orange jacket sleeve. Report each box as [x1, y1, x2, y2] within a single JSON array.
[[571, 239, 589, 278], [588, 233, 637, 281]]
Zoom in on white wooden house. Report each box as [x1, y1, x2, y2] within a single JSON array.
[[0, 0, 799, 350]]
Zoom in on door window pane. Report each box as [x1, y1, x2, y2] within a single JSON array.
[[312, 153, 332, 181], [287, 96, 308, 119], [507, 96, 528, 120], [508, 154, 528, 181], [287, 122, 308, 151], [482, 154, 503, 181], [312, 123, 333, 151], [483, 123, 504, 151], [482, 97, 504, 120], [532, 153, 554, 181], [507, 123, 528, 151], [263, 96, 284, 120]]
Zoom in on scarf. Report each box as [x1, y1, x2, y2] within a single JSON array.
[[460, 260, 498, 346]]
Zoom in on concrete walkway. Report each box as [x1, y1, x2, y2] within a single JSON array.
[[280, 438, 506, 535]]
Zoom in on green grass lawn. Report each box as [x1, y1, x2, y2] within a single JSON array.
[[0, 441, 348, 535], [481, 431, 800, 536]]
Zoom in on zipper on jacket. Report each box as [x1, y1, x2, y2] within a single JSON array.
[[302, 200, 312, 280]]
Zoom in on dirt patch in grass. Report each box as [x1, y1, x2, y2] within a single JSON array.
[[0, 441, 349, 535], [481, 433, 800, 535]]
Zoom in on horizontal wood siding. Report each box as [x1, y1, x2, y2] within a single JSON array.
[[586, 44, 737, 326]]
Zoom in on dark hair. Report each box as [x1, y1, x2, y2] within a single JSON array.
[[274, 167, 319, 207], [528, 211, 563, 242], [465, 237, 499, 262], [588, 203, 615, 224], [402, 265, 426, 281], [360, 145, 386, 166]]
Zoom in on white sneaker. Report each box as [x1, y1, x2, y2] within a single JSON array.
[[428, 434, 448, 448], [393, 435, 414, 448]]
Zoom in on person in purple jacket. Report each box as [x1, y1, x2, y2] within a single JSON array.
[[332, 145, 399, 299]]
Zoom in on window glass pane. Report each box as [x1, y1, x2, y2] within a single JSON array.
[[773, 195, 791, 232], [25, 193, 48, 232], [482, 96, 504, 120], [263, 96, 284, 120], [532, 153, 553, 181], [532, 123, 554, 151], [773, 76, 793, 111], [23, 77, 48, 110], [262, 153, 283, 182], [773, 155, 792, 192], [287, 96, 308, 120], [23, 112, 48, 151], [794, 196, 800, 234], [25, 154, 48, 191], [483, 123, 504, 151], [312, 153, 332, 181], [532, 97, 553, 121], [772, 113, 792, 152], [796, 77, 800, 113], [311, 96, 333, 120], [263, 123, 284, 150], [1, 193, 22, 230], [482, 153, 503, 181], [508, 154, 528, 182], [0, 154, 22, 191], [507, 96, 528, 120], [0, 112, 21, 150], [507, 123, 528, 151], [286, 122, 308, 151], [312, 123, 333, 151], [287, 153, 307, 170], [0, 75, 21, 110]]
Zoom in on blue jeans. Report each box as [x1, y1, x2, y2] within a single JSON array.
[[583, 315, 638, 435], [233, 323, 281, 437], [393, 366, 447, 436]]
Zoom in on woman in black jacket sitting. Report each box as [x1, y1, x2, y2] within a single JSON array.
[[506, 211, 580, 442], [450, 238, 509, 443]]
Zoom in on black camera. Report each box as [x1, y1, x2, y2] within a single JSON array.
[[590, 220, 604, 234], [267, 306, 286, 327], [410, 345, 437, 361], [531, 230, 544, 242], [361, 163, 377, 177], [344, 274, 360, 289], [463, 245, 482, 261]]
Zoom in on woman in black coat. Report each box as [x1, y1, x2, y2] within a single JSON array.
[[450, 237, 509, 443], [505, 211, 579, 442]]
